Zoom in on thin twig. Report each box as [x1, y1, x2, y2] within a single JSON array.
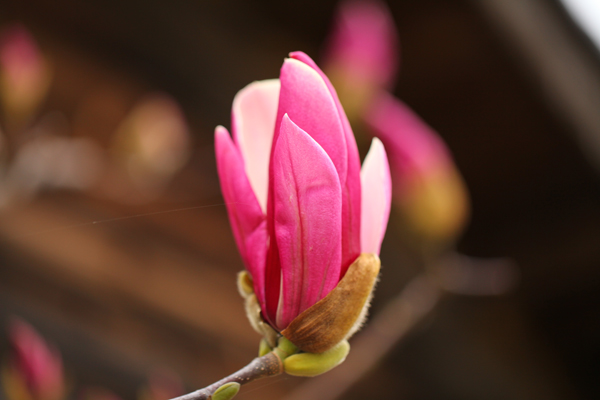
[[170, 352, 283, 400]]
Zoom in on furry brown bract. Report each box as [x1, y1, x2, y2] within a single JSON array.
[[281, 253, 380, 353]]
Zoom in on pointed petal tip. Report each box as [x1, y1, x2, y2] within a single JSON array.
[[289, 50, 311, 61], [278, 56, 348, 184], [214, 125, 229, 138], [360, 137, 392, 255]]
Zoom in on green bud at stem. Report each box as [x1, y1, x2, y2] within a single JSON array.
[[211, 382, 240, 400], [274, 336, 298, 360], [258, 338, 272, 357], [284, 340, 350, 377]]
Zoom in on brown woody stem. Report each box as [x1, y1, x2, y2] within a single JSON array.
[[169, 352, 283, 400]]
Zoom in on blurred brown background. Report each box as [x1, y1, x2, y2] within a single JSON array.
[[0, 0, 599, 399]]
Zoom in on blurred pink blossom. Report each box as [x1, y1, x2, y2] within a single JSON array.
[[322, 0, 399, 120], [4, 320, 65, 400], [323, 0, 399, 90], [365, 92, 470, 246], [0, 24, 51, 125]]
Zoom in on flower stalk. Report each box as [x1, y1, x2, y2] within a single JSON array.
[[169, 352, 284, 400], [169, 337, 302, 400]]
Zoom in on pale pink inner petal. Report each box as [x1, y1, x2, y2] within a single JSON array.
[[215, 126, 268, 306], [232, 79, 280, 212], [271, 114, 342, 330], [360, 138, 392, 255]]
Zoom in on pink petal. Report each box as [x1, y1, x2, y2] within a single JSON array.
[[289, 51, 362, 275], [322, 0, 399, 90], [9, 320, 63, 397], [275, 57, 347, 185], [0, 24, 46, 86], [232, 79, 280, 212], [270, 114, 342, 330], [215, 126, 268, 305], [360, 138, 392, 255]]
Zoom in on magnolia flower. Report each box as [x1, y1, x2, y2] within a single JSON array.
[[322, 0, 398, 121], [365, 92, 470, 247], [3, 320, 65, 400], [216, 52, 391, 354]]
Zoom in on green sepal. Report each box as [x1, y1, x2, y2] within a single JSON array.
[[284, 340, 350, 377], [258, 338, 272, 357], [212, 382, 240, 400]]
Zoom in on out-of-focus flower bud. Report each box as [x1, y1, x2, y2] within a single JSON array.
[[322, 0, 399, 122], [111, 93, 191, 197], [0, 24, 51, 127], [216, 52, 392, 354], [2, 320, 65, 400], [365, 92, 470, 251]]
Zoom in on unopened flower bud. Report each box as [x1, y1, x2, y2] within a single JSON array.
[[5, 320, 64, 400], [217, 52, 391, 370], [212, 383, 240, 400], [284, 340, 350, 377], [258, 339, 271, 357], [365, 92, 470, 250], [322, 0, 399, 122], [0, 24, 51, 126]]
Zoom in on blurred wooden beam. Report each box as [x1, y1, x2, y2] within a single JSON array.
[[0, 198, 261, 385], [474, 0, 600, 171]]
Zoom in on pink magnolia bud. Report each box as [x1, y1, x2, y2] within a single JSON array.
[[6, 320, 65, 400], [215, 52, 392, 351], [365, 92, 470, 248], [0, 24, 51, 125], [322, 0, 399, 121]]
